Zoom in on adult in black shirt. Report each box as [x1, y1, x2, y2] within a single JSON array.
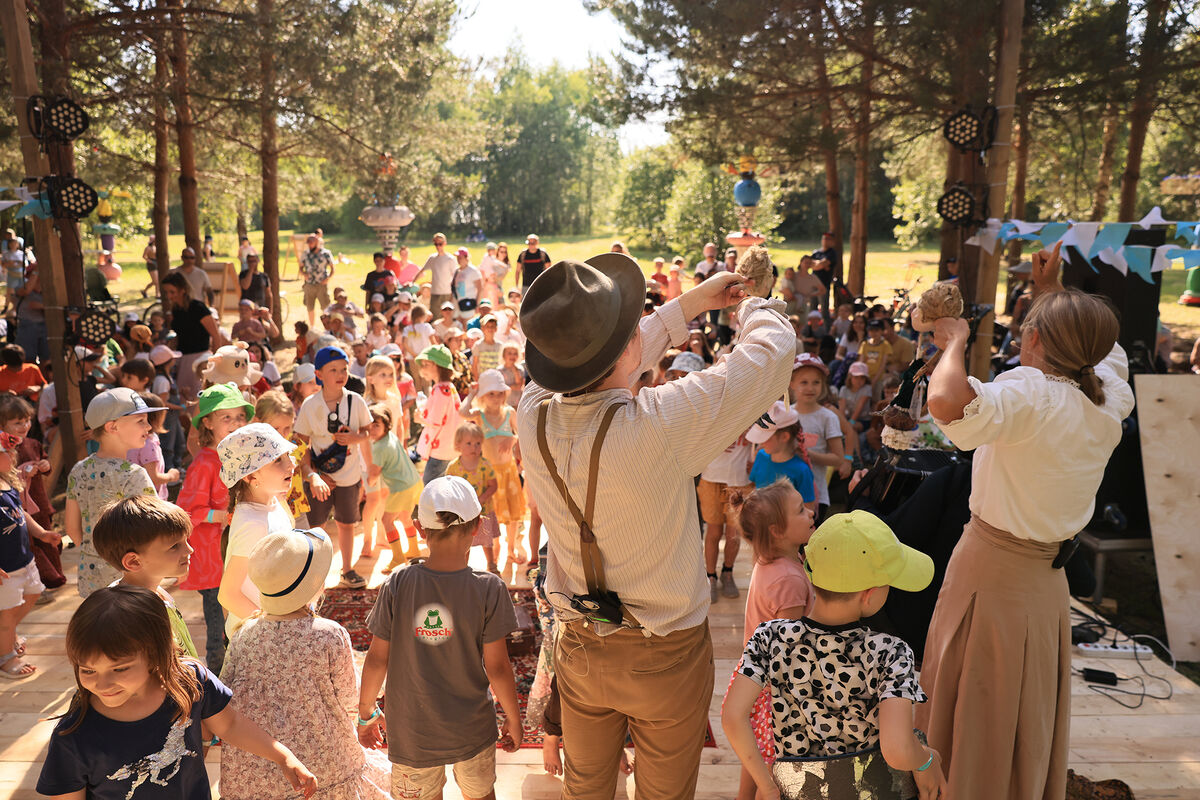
[[810, 231, 843, 317], [514, 234, 552, 290], [238, 253, 272, 308], [361, 252, 392, 306], [162, 271, 225, 400]]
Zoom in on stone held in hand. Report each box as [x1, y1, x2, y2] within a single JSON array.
[[735, 245, 776, 298], [910, 281, 964, 332]]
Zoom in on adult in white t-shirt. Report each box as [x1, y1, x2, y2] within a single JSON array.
[[413, 232, 457, 311], [452, 250, 483, 321], [478, 242, 508, 305]]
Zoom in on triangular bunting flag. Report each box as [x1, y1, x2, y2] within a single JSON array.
[[1175, 222, 1199, 245], [1164, 247, 1200, 268], [1061, 222, 1100, 257], [1137, 206, 1167, 229], [1089, 223, 1132, 259], [1123, 246, 1154, 283], [1039, 222, 1070, 248]]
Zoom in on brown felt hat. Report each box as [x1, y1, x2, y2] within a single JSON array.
[[520, 253, 645, 393]]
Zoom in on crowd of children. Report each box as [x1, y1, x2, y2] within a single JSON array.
[[14, 236, 1130, 800]]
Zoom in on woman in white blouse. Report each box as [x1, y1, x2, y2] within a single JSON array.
[[918, 242, 1135, 800]]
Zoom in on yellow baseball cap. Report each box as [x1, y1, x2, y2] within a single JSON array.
[[804, 510, 933, 593]]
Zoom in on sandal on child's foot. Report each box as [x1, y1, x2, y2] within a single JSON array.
[[0, 653, 36, 680]]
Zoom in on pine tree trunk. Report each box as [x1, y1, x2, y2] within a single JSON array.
[[168, 0, 201, 254], [1089, 103, 1121, 221], [1005, 103, 1030, 266], [260, 0, 282, 335], [153, 23, 171, 279], [812, 11, 843, 249], [1118, 0, 1167, 221], [847, 40, 873, 297], [236, 203, 249, 243]]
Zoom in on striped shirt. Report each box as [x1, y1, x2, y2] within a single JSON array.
[[518, 296, 795, 636]]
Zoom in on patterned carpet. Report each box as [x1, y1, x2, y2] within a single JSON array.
[[319, 585, 717, 750]]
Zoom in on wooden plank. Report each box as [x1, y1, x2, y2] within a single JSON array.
[[1134, 374, 1200, 660]]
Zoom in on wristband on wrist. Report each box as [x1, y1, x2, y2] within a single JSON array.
[[205, 510, 215, 524], [844, 454, 854, 461], [356, 706, 381, 726], [916, 751, 934, 772]]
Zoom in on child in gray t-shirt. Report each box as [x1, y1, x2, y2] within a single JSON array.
[[358, 476, 521, 799]]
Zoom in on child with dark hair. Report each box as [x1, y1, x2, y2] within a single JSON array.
[[38, 585, 317, 799], [747, 401, 816, 514], [357, 477, 521, 800], [117, 357, 156, 393], [0, 344, 44, 400]]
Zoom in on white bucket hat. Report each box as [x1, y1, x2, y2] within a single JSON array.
[[476, 369, 509, 398], [216, 422, 297, 487], [248, 528, 334, 615], [668, 351, 705, 375]]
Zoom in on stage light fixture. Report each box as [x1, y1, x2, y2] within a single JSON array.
[[74, 308, 115, 349], [45, 98, 90, 141], [49, 177, 99, 219], [937, 185, 976, 227], [942, 105, 998, 152]]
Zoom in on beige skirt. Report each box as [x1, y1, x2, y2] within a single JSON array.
[[915, 515, 1071, 800]]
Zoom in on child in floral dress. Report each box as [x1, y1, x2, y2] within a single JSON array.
[[220, 529, 389, 800]]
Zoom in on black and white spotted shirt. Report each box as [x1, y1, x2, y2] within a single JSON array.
[[737, 617, 926, 757]]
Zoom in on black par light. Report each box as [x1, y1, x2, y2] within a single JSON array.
[[937, 185, 976, 226], [27, 96, 90, 142], [75, 308, 115, 349], [942, 105, 997, 152], [45, 98, 90, 140], [50, 177, 99, 219]]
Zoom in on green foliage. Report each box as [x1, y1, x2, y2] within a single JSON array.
[[663, 161, 782, 259], [613, 146, 677, 248], [883, 135, 945, 249], [470, 58, 621, 236]]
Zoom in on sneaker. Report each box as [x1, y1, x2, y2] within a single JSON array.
[[339, 570, 366, 589], [709, 575, 719, 603], [720, 570, 739, 599]]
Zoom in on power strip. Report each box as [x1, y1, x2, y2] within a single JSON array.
[[1077, 642, 1153, 659]]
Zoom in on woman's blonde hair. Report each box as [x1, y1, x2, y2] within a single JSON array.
[[1022, 289, 1118, 406]]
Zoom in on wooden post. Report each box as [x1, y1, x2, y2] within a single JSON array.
[[968, 0, 1025, 379], [0, 0, 84, 465]]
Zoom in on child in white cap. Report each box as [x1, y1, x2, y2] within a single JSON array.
[[216, 423, 298, 636], [357, 476, 522, 800], [66, 388, 159, 598], [723, 510, 945, 800], [220, 527, 390, 799]]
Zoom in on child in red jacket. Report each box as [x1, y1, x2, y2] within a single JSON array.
[[177, 382, 252, 671]]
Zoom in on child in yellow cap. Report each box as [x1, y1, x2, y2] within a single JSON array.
[[722, 510, 947, 800]]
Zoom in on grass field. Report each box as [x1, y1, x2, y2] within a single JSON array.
[[99, 229, 1200, 344]]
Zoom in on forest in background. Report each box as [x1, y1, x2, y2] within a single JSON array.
[[1, 0, 1198, 271]]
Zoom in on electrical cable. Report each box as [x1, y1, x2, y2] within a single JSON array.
[[1069, 606, 1175, 709]]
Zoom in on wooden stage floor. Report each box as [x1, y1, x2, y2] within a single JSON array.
[[3, 545, 1198, 799]]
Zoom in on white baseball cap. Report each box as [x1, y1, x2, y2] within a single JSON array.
[[418, 476, 482, 530], [371, 293, 385, 303], [378, 343, 403, 357], [293, 363, 316, 384], [397, 291, 413, 304], [745, 400, 802, 444]]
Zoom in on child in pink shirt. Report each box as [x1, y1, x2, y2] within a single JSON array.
[[725, 481, 817, 800]]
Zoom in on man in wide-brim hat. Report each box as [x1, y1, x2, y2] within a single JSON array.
[[517, 252, 794, 799]]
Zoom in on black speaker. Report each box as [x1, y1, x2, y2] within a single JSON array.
[[1060, 228, 1164, 373]]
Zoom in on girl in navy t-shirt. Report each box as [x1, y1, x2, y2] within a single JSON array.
[[37, 585, 317, 800]]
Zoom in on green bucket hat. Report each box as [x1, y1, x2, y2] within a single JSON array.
[[416, 344, 454, 371], [192, 382, 255, 429]]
